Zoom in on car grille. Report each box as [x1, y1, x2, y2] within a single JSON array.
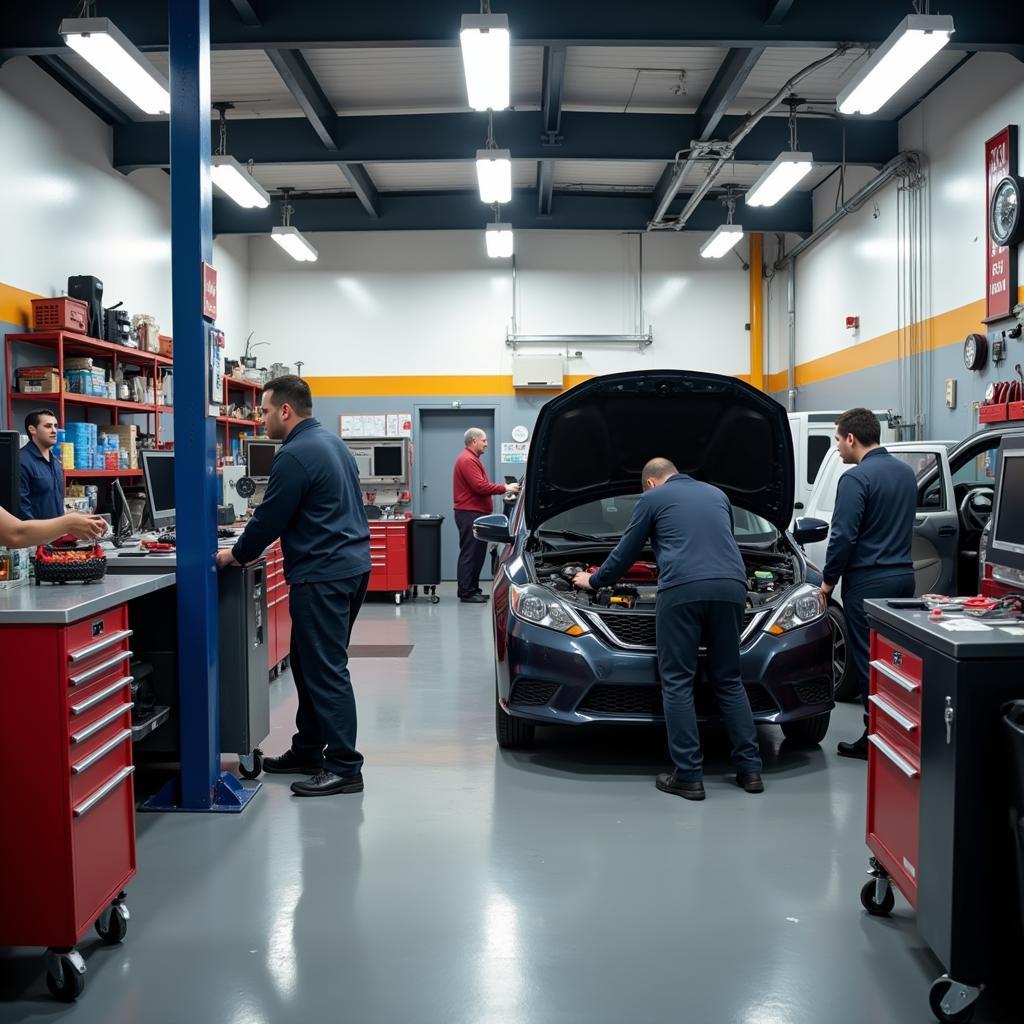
[[794, 678, 832, 706], [577, 683, 777, 718], [509, 680, 558, 706], [589, 609, 760, 650]]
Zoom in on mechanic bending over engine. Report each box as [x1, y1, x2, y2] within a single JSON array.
[[573, 458, 764, 801]]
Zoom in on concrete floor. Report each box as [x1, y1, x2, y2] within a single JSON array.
[[0, 585, 1013, 1023]]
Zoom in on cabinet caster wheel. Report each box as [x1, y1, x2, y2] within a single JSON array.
[[860, 877, 895, 916], [45, 948, 86, 1002], [394, 593, 402, 605], [929, 976, 981, 1023], [238, 749, 264, 779], [95, 896, 129, 944], [431, 595, 440, 604]]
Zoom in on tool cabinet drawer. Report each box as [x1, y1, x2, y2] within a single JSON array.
[[70, 726, 133, 805], [866, 732, 920, 906], [868, 692, 920, 756], [64, 607, 129, 663]]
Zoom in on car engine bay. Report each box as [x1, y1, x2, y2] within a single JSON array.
[[530, 548, 798, 612]]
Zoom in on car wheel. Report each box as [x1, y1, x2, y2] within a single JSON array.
[[780, 711, 831, 746], [828, 605, 857, 702], [495, 690, 535, 749]]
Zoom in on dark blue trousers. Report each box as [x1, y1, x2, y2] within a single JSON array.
[[455, 509, 488, 598], [288, 572, 369, 776], [842, 570, 916, 711], [656, 585, 762, 780]]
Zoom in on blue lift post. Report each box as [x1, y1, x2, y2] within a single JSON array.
[[143, 0, 257, 812]]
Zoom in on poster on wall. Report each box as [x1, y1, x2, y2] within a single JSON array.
[[501, 442, 529, 464], [984, 125, 1018, 322]]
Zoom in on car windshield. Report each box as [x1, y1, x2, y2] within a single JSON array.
[[538, 494, 778, 544]]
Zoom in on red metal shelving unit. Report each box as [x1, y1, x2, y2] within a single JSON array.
[[217, 376, 264, 462]]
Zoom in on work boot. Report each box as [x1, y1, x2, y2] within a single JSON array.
[[735, 772, 765, 793], [837, 731, 869, 760], [655, 773, 706, 801]]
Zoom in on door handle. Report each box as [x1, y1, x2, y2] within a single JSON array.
[[937, 525, 956, 536]]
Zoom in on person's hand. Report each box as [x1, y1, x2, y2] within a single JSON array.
[[63, 513, 108, 540], [573, 571, 594, 590], [505, 482, 520, 494], [820, 581, 835, 599], [215, 548, 239, 570]]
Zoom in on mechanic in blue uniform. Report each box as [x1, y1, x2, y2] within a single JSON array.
[[573, 458, 763, 801], [216, 375, 371, 797], [19, 409, 65, 520], [821, 408, 916, 760]]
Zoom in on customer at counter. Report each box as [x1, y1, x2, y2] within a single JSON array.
[[0, 503, 106, 547], [19, 409, 64, 520]]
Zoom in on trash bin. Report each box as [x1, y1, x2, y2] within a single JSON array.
[[409, 514, 443, 603], [1004, 700, 1024, 937]]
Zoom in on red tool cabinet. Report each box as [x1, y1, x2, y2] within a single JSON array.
[[265, 539, 291, 676], [368, 520, 411, 604], [862, 603, 1024, 1023], [0, 604, 136, 1000]]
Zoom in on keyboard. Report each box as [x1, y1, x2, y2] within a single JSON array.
[[156, 532, 176, 545], [218, 527, 237, 539], [153, 529, 235, 545]]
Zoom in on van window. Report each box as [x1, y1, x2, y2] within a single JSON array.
[[890, 452, 946, 511], [807, 435, 832, 484]]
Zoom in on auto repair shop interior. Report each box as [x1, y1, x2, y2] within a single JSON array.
[[1, 3, 1024, 1022]]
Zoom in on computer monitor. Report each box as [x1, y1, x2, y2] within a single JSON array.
[[990, 443, 1024, 560], [0, 431, 20, 515], [240, 438, 280, 481], [141, 450, 176, 531], [348, 438, 408, 485], [110, 478, 135, 546]]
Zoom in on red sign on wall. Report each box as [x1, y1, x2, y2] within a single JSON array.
[[985, 126, 1018, 322], [202, 261, 218, 321]]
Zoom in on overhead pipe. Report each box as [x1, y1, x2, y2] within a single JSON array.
[[649, 46, 851, 231]]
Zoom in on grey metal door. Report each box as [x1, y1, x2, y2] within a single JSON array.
[[418, 409, 497, 581]]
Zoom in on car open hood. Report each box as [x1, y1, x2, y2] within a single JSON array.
[[524, 370, 795, 532]]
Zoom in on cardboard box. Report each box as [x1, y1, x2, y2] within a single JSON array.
[[17, 368, 61, 393], [158, 334, 173, 358], [98, 424, 139, 468]]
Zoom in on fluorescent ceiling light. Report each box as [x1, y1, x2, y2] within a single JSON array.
[[476, 149, 513, 204], [699, 224, 743, 259], [460, 13, 510, 111], [211, 155, 271, 209], [271, 226, 318, 262], [59, 17, 170, 115], [745, 153, 814, 207], [837, 14, 954, 115], [485, 222, 514, 258]]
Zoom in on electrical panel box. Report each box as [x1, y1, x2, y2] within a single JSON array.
[[512, 354, 564, 389]]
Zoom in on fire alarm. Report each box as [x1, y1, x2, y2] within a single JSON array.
[[845, 316, 860, 338]]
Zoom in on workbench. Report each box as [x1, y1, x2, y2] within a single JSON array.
[[862, 600, 1024, 1023]]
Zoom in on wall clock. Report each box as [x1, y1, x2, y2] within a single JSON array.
[[963, 333, 988, 371], [990, 175, 1024, 248]]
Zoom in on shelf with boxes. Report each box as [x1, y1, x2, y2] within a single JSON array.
[[217, 376, 264, 465]]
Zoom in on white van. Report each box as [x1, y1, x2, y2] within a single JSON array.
[[788, 410, 896, 519]]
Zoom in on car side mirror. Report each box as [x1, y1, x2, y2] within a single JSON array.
[[793, 516, 829, 545], [473, 513, 513, 545]]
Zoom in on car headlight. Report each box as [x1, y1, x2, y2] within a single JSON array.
[[509, 583, 590, 636], [763, 583, 826, 635]]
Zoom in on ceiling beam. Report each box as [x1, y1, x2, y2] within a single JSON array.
[[226, 0, 261, 27], [31, 55, 132, 125], [264, 48, 340, 149], [213, 188, 813, 235], [338, 163, 380, 218], [536, 161, 555, 216], [764, 0, 797, 26], [114, 111, 898, 170], [4, 2, 1021, 56], [540, 45, 567, 145], [695, 47, 764, 141]]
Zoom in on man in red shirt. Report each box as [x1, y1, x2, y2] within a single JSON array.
[[453, 427, 518, 603]]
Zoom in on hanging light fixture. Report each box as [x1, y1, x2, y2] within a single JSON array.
[[59, 15, 170, 115], [460, 10, 510, 111], [270, 192, 318, 262], [476, 114, 512, 203], [485, 221, 514, 258], [836, 14, 954, 115], [746, 101, 813, 207], [210, 105, 271, 209], [700, 195, 743, 259]]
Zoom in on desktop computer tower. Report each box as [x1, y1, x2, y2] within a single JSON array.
[[0, 432, 20, 514], [67, 275, 103, 338]]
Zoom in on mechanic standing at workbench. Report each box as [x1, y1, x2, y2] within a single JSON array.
[[573, 457, 763, 801]]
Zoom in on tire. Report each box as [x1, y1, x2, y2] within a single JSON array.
[[495, 691, 535, 749], [859, 878, 895, 917], [780, 711, 831, 746], [929, 978, 976, 1023], [828, 605, 857, 702]]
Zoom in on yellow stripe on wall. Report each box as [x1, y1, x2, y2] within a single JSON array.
[[306, 374, 599, 397], [0, 283, 40, 328]]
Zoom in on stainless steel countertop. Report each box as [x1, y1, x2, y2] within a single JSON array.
[[0, 572, 176, 624]]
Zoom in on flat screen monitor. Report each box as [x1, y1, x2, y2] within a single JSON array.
[[0, 431, 20, 515], [373, 443, 404, 478], [992, 449, 1024, 556], [141, 450, 176, 530], [242, 439, 280, 480], [110, 478, 135, 545], [347, 438, 408, 485]]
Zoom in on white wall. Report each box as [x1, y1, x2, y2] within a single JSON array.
[[246, 229, 753, 379], [0, 57, 249, 344]]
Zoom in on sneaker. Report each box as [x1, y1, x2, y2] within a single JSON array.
[[735, 772, 765, 793], [655, 773, 706, 801], [263, 750, 323, 774]]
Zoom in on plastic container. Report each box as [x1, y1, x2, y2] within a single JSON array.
[[409, 514, 444, 586]]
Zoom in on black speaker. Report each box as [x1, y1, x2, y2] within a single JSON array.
[[67, 275, 103, 338], [0, 431, 21, 515]]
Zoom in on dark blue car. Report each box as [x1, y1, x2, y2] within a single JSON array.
[[475, 370, 836, 750]]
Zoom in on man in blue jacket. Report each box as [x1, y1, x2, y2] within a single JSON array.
[[821, 408, 916, 760], [574, 458, 763, 801], [20, 409, 65, 520], [217, 376, 371, 796]]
